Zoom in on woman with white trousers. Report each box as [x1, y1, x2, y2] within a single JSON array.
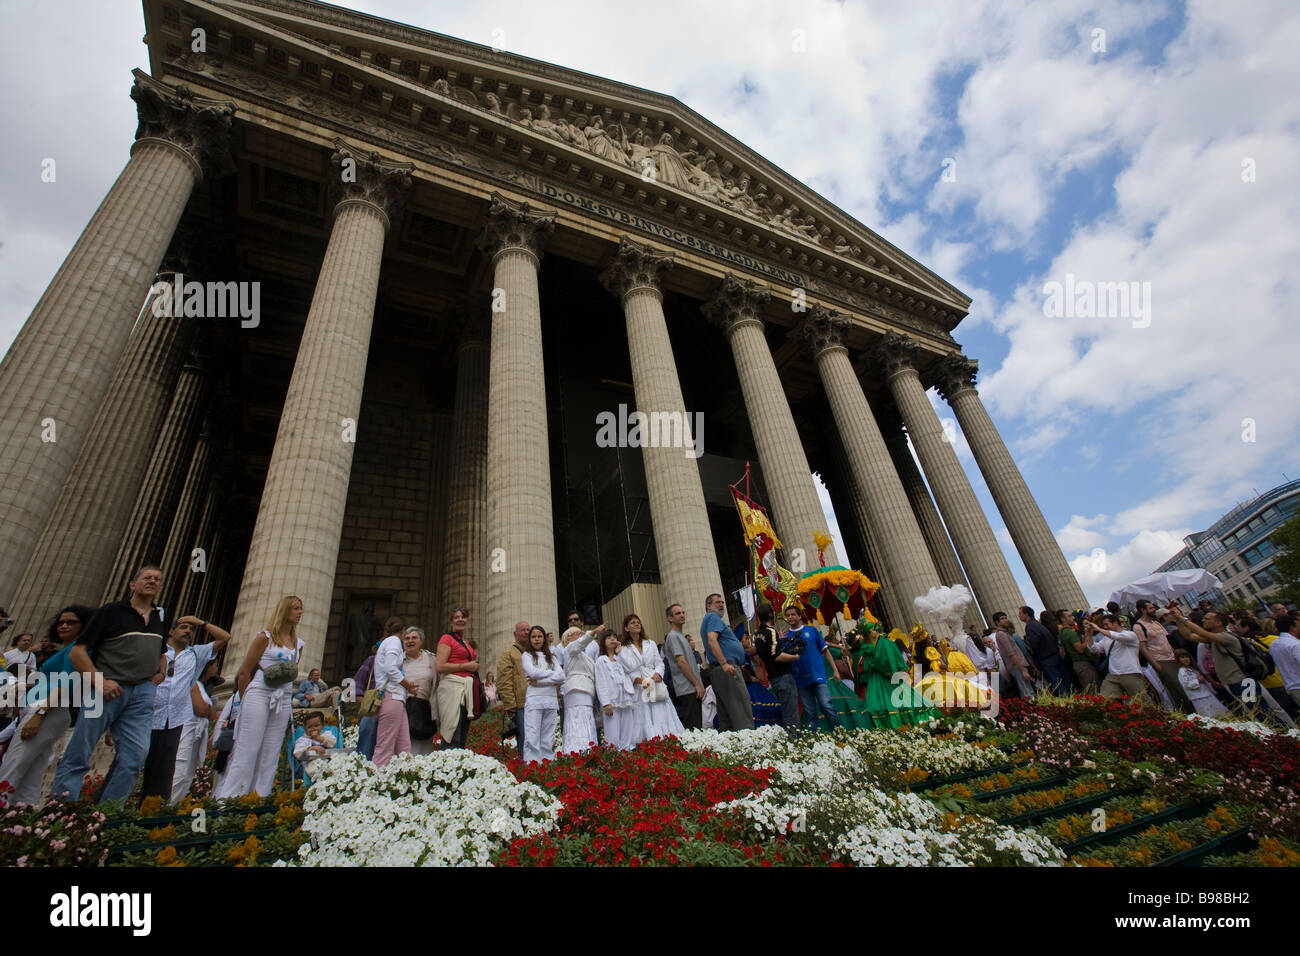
[[214, 596, 304, 799], [520, 625, 565, 763], [560, 625, 604, 754]]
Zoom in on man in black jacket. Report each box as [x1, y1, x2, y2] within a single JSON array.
[[1019, 606, 1069, 696]]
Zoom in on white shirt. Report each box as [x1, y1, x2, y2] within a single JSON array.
[[373, 634, 408, 702], [1271, 632, 1300, 692], [521, 649, 565, 707], [153, 642, 216, 730], [4, 648, 35, 673], [1099, 629, 1142, 675]]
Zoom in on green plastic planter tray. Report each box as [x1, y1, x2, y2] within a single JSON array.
[[1061, 800, 1213, 854], [104, 804, 278, 829], [907, 759, 1030, 792], [1154, 827, 1253, 867], [107, 827, 280, 856], [1001, 786, 1139, 827]]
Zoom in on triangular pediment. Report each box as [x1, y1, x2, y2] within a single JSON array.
[[145, 0, 970, 339]]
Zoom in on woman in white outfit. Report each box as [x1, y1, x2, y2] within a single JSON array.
[[617, 614, 683, 743], [594, 630, 637, 749], [170, 658, 220, 803], [402, 627, 439, 756], [560, 625, 603, 754], [520, 626, 565, 763], [0, 605, 93, 805], [214, 596, 304, 799]]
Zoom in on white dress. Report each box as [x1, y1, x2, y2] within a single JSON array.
[[561, 633, 599, 754], [594, 654, 638, 750], [520, 650, 565, 763], [215, 633, 303, 799], [618, 640, 684, 742], [1179, 667, 1229, 717]]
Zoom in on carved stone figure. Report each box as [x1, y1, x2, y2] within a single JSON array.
[[584, 115, 628, 165], [646, 132, 695, 190]]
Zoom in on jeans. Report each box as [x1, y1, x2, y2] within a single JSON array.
[[798, 681, 840, 731], [1012, 670, 1036, 699], [52, 680, 157, 802], [769, 673, 800, 731], [357, 715, 378, 760]]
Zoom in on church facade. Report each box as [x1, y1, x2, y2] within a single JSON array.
[[0, 0, 1087, 675]]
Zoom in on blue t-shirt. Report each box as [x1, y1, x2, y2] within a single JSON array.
[[789, 625, 828, 687], [701, 612, 745, 666]]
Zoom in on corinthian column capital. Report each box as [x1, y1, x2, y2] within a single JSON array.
[[876, 331, 922, 380], [600, 235, 673, 303], [328, 139, 414, 232], [130, 71, 235, 181], [794, 304, 852, 357], [934, 353, 980, 402], [702, 274, 772, 337], [476, 192, 555, 266]]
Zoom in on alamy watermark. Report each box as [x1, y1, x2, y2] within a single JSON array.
[[1042, 273, 1151, 328], [150, 273, 261, 328], [595, 403, 704, 459], [2, 666, 106, 718]]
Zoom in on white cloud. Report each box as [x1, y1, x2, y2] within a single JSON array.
[[1068, 527, 1192, 607], [1056, 513, 1108, 552]]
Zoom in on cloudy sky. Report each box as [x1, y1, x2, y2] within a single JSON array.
[[2, 0, 1297, 611]]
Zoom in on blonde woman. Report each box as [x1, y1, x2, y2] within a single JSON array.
[[214, 596, 305, 798]]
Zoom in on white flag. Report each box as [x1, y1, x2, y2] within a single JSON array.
[[737, 584, 756, 620]]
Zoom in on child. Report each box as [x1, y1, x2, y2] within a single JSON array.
[[520, 625, 565, 763], [1175, 649, 1228, 717], [292, 711, 338, 781], [484, 672, 498, 709]]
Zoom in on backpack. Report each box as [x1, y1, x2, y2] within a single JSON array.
[[1224, 633, 1275, 682]]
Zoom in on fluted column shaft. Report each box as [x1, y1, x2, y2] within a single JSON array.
[[102, 354, 210, 605], [942, 373, 1087, 612], [887, 362, 1025, 626], [800, 311, 940, 631], [8, 289, 197, 630], [881, 420, 985, 631], [442, 329, 490, 641], [159, 429, 214, 610], [0, 77, 231, 606], [226, 147, 410, 673], [706, 276, 837, 570], [176, 485, 222, 616], [603, 238, 723, 615], [830, 437, 908, 630], [479, 197, 558, 669]]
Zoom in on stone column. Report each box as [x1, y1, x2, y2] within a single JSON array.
[[877, 407, 985, 632], [476, 195, 558, 669], [877, 335, 1026, 627], [159, 425, 215, 611], [796, 307, 941, 631], [936, 354, 1088, 612], [224, 142, 412, 674], [175, 467, 228, 617], [102, 333, 213, 605], [0, 74, 232, 606], [8, 274, 204, 630], [441, 300, 490, 642], [601, 237, 724, 616], [703, 274, 837, 571], [829, 435, 909, 630]]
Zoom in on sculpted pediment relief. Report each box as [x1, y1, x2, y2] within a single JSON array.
[[154, 0, 967, 337]]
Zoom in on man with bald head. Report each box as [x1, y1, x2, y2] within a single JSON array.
[[496, 621, 531, 752]]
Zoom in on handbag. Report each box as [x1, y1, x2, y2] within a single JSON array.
[[651, 680, 670, 703], [446, 632, 487, 720], [261, 660, 298, 687], [405, 695, 435, 739], [358, 664, 382, 718]]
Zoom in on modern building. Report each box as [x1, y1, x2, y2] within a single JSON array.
[[0, 0, 1086, 677], [1155, 479, 1300, 609]]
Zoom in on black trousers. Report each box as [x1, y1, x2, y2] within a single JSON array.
[[673, 692, 702, 730], [140, 725, 184, 800]]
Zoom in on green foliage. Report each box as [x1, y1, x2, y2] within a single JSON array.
[[1271, 513, 1300, 604]]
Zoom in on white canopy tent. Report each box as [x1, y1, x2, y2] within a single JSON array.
[[1107, 569, 1223, 607]]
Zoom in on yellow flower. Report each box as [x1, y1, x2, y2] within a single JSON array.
[[148, 824, 176, 842], [137, 795, 164, 818]]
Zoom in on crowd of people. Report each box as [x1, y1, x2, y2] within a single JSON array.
[[961, 599, 1300, 725], [2, 562, 1298, 806]]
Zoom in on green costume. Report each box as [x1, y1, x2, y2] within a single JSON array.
[[853, 635, 939, 728], [814, 644, 875, 730]]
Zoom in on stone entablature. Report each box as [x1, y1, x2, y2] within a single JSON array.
[[151, 0, 967, 339]]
